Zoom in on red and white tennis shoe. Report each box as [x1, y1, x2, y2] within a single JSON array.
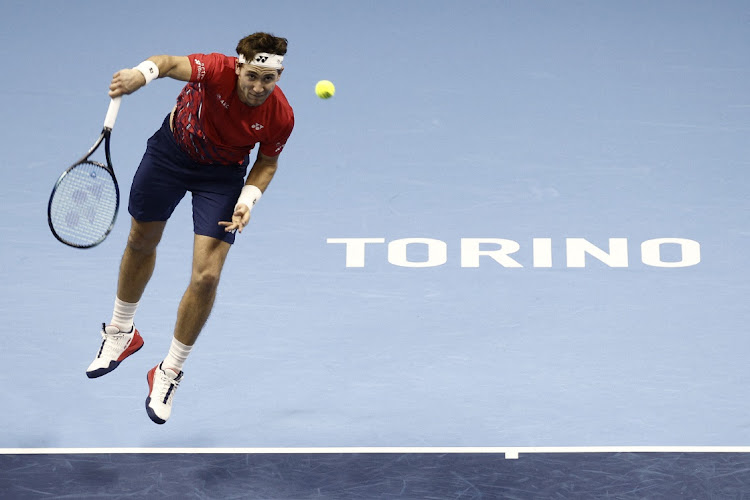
[[86, 324, 144, 378], [145, 363, 183, 424]]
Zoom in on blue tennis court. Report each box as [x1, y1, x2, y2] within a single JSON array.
[[1, 0, 749, 497]]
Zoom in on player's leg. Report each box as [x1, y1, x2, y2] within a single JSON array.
[[173, 234, 232, 346], [87, 114, 188, 379], [145, 159, 246, 423], [116, 218, 167, 303], [86, 220, 167, 379], [146, 234, 232, 424]]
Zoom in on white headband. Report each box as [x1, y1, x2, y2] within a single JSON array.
[[237, 52, 284, 69]]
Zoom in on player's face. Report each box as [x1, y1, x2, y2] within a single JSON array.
[[235, 64, 281, 107]]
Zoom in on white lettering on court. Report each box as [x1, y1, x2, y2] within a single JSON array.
[[326, 237, 701, 269]]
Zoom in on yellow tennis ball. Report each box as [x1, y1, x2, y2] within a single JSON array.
[[315, 80, 335, 99]]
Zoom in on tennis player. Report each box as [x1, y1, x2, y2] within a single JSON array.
[[85, 32, 294, 424]]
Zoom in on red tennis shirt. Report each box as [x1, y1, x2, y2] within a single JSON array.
[[172, 53, 294, 165]]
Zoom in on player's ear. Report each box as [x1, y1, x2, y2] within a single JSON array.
[[235, 61, 241, 76], [276, 68, 283, 80]]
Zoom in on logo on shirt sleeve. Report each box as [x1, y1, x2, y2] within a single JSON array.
[[194, 59, 206, 80]]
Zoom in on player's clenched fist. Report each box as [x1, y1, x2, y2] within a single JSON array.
[[108, 68, 146, 97]]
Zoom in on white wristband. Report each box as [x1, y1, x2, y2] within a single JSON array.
[[134, 60, 159, 85], [236, 185, 262, 212]]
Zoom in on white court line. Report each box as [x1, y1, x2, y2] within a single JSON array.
[[3, 447, 750, 460]]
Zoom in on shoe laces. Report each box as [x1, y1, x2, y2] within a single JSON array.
[[154, 366, 182, 403], [98, 325, 132, 358]]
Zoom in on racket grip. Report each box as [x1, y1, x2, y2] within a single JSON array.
[[103, 96, 122, 131]]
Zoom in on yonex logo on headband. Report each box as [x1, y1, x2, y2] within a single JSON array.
[[237, 52, 284, 69]]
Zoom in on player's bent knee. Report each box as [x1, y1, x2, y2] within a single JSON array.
[[127, 220, 166, 253], [190, 269, 221, 293], [127, 232, 160, 253]]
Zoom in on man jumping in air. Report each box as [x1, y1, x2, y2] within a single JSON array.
[[85, 32, 294, 424]]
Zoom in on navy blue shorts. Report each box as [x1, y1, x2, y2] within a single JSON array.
[[128, 115, 249, 244]]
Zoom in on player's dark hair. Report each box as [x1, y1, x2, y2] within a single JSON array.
[[236, 32, 288, 62]]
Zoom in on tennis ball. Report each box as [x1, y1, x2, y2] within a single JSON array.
[[315, 80, 335, 99]]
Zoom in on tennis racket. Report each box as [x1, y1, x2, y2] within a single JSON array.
[[48, 97, 122, 248]]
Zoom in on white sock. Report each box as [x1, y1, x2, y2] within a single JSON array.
[[162, 337, 193, 373], [110, 297, 139, 332]]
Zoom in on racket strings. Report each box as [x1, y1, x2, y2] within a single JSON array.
[[49, 161, 118, 247]]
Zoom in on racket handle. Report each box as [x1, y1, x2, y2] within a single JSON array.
[[104, 96, 122, 131]]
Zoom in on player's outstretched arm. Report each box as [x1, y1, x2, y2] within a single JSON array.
[[108, 55, 192, 97], [219, 153, 280, 234]]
